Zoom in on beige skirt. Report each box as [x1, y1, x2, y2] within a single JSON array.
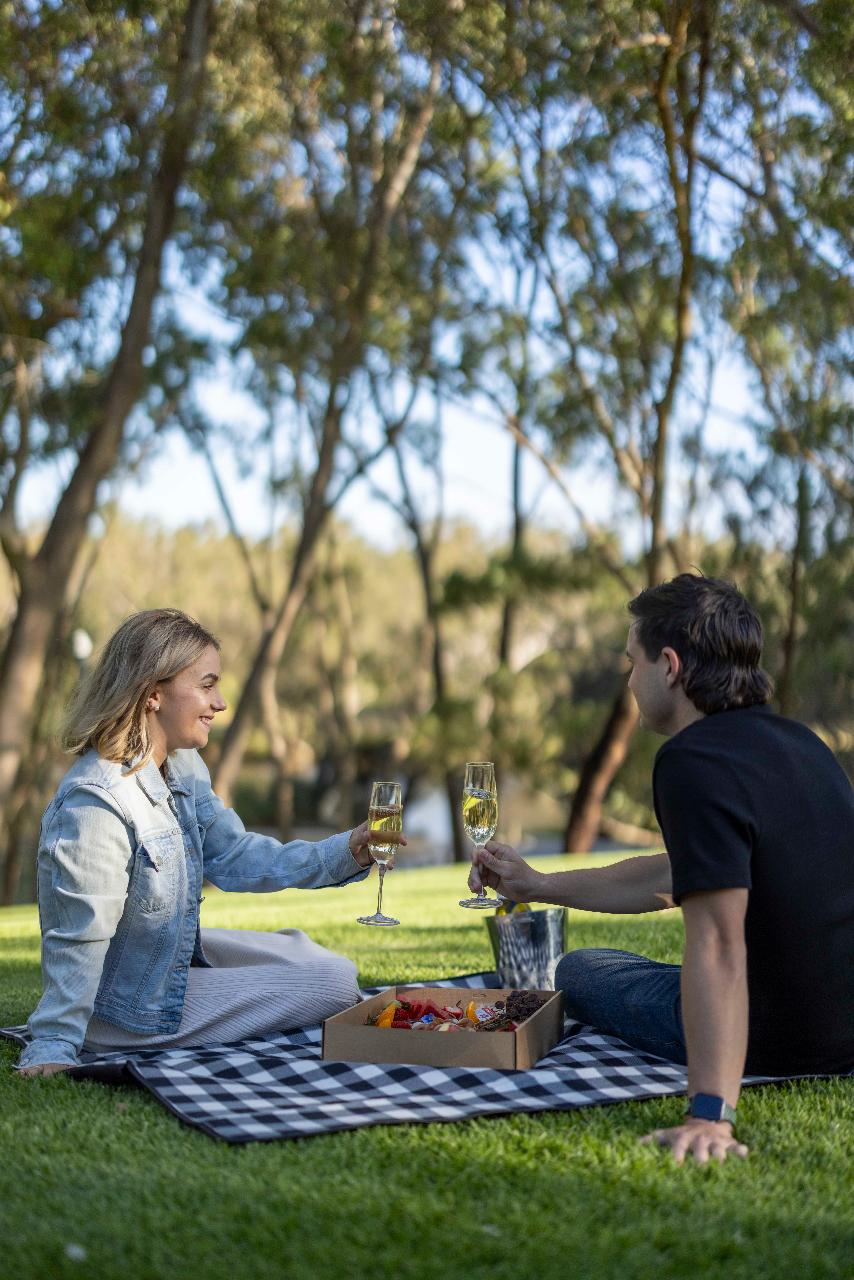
[[83, 927, 361, 1052]]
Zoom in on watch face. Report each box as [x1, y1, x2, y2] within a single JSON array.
[[689, 1093, 726, 1122]]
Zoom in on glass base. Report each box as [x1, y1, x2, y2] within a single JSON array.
[[458, 894, 498, 909], [357, 913, 399, 926]]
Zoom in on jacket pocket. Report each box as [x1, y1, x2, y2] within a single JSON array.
[[99, 828, 189, 1009], [133, 829, 184, 912], [195, 797, 217, 834]]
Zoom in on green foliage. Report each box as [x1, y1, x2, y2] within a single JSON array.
[[1, 0, 852, 895], [1, 1, 192, 456], [441, 547, 603, 613]]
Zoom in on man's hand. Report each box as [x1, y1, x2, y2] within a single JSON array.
[[17, 1063, 71, 1078], [469, 841, 543, 902], [640, 1119, 748, 1165], [349, 821, 407, 868]]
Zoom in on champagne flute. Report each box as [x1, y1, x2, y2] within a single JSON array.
[[458, 761, 499, 909], [357, 780, 403, 927]]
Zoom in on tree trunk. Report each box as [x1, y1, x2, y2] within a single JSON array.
[[490, 432, 524, 789], [563, 8, 707, 853], [777, 465, 809, 717], [564, 685, 639, 853], [0, 0, 212, 839], [258, 658, 295, 837], [443, 765, 467, 865], [209, 44, 440, 809], [1, 530, 107, 903], [213, 397, 343, 805], [0, 590, 73, 904], [498, 434, 524, 667], [0, 567, 59, 823], [329, 552, 361, 829], [390, 437, 467, 863], [420, 552, 466, 863]]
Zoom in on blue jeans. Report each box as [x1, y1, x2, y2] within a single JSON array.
[[554, 948, 687, 1063]]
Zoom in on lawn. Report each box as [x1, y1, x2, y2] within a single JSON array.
[[2, 853, 852, 1280]]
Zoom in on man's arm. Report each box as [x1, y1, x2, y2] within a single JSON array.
[[641, 888, 750, 1164], [472, 842, 674, 914]]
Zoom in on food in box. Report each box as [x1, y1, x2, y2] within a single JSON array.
[[322, 986, 564, 1070], [368, 991, 548, 1032]]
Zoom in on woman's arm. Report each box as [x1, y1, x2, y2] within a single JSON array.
[[185, 753, 371, 892], [17, 789, 132, 1074]]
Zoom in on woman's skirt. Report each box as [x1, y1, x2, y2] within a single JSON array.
[[83, 927, 360, 1052]]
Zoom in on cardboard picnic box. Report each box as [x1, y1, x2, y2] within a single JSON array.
[[321, 986, 563, 1071]]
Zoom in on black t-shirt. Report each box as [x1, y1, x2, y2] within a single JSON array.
[[653, 705, 854, 1076]]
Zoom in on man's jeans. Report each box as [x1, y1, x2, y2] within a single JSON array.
[[554, 948, 687, 1063]]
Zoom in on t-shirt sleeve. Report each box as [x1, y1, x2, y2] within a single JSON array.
[[652, 744, 755, 905]]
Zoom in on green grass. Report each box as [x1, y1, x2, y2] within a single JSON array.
[[2, 854, 852, 1280]]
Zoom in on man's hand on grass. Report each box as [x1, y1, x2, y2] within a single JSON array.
[[18, 1063, 71, 1078], [640, 1119, 748, 1165]]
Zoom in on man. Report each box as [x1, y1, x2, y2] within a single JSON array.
[[471, 573, 854, 1164]]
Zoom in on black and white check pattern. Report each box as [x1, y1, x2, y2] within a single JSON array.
[[1, 972, 794, 1144]]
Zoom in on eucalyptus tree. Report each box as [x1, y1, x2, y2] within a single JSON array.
[[0, 0, 213, 886], [462, 0, 851, 849], [721, 3, 853, 716], [724, 253, 851, 718], [183, 0, 501, 805], [457, 1, 717, 848]]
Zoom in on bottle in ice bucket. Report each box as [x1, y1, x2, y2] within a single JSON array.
[[488, 901, 565, 990]]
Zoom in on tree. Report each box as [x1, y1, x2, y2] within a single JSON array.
[[719, 0, 853, 716], [459, 0, 852, 849], [465, 1, 715, 848], [182, 1, 492, 805], [0, 0, 213, 882]]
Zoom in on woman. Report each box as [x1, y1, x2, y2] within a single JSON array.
[[17, 608, 387, 1077]]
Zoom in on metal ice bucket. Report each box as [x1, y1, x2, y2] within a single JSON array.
[[484, 907, 568, 990]]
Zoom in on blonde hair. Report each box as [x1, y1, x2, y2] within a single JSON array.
[[63, 609, 220, 771]]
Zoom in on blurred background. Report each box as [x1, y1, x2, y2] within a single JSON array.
[[0, 0, 851, 903]]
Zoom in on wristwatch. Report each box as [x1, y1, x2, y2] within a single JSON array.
[[685, 1093, 737, 1126]]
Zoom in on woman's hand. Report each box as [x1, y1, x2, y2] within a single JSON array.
[[17, 1063, 71, 1078], [349, 821, 407, 868], [469, 840, 543, 902]]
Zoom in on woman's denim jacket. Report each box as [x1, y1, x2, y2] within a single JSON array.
[[18, 748, 367, 1069]]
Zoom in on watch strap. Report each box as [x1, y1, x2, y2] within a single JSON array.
[[685, 1093, 737, 1125]]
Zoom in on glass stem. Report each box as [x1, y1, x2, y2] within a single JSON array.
[[476, 844, 488, 898], [376, 864, 386, 916]]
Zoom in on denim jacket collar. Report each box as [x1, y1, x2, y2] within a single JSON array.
[[132, 759, 169, 806], [131, 757, 191, 805], [164, 757, 191, 796]]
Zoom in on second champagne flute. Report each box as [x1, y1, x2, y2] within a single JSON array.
[[458, 761, 499, 909], [357, 780, 402, 927]]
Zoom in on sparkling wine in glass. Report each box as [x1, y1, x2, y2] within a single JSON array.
[[357, 781, 402, 927], [458, 761, 499, 909]]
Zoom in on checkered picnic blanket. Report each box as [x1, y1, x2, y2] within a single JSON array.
[[2, 972, 786, 1144]]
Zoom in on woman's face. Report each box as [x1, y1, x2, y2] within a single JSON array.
[[148, 644, 227, 762]]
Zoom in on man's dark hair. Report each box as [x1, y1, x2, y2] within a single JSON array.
[[628, 573, 774, 715]]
